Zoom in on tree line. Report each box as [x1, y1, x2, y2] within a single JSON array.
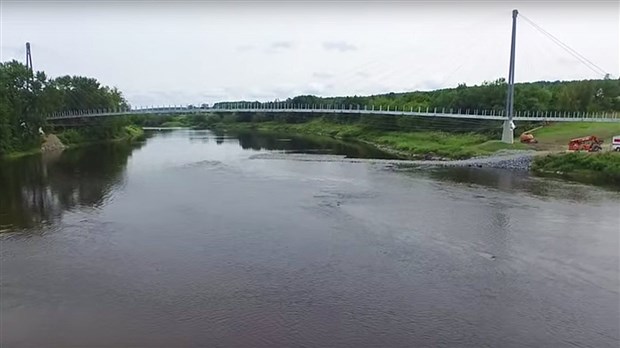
[[214, 78, 620, 114], [0, 60, 129, 155], [209, 78, 620, 136]]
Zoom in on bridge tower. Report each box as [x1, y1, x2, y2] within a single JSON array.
[[502, 9, 518, 144], [25, 42, 33, 71]]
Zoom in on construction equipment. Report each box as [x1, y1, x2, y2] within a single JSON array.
[[568, 136, 603, 152], [519, 132, 537, 144], [611, 135, 620, 152]]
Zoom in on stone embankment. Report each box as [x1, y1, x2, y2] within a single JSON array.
[[41, 134, 66, 153]]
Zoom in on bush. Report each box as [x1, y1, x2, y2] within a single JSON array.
[[532, 152, 620, 184], [57, 129, 85, 145]]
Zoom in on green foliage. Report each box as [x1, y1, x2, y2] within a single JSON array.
[[371, 131, 490, 159], [57, 129, 86, 145], [214, 78, 620, 116], [0, 60, 129, 156], [533, 152, 620, 184], [124, 125, 146, 141], [221, 114, 237, 124], [56, 120, 144, 146], [531, 122, 620, 148], [214, 118, 516, 159], [160, 121, 185, 127], [188, 114, 222, 128]]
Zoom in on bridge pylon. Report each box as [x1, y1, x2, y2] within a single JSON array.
[[502, 9, 518, 144], [25, 42, 33, 71]]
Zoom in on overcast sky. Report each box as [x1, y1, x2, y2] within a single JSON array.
[[1, 0, 619, 106]]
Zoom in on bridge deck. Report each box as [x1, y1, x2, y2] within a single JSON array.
[[47, 107, 620, 123]]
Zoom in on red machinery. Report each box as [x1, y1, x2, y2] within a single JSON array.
[[567, 136, 603, 152]]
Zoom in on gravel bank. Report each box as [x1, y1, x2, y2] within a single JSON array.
[[41, 134, 66, 153], [416, 151, 536, 171], [250, 150, 537, 171]]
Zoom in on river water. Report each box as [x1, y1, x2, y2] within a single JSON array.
[[1, 129, 619, 347]]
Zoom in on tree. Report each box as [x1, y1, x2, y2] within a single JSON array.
[[0, 60, 130, 155]]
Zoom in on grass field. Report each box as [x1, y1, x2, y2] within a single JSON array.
[[213, 119, 620, 160], [214, 119, 526, 159], [532, 152, 620, 185], [526, 122, 620, 151]]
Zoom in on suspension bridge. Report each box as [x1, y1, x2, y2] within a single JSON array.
[[46, 103, 620, 123], [43, 10, 619, 144]]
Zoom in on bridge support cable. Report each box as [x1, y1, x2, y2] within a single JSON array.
[[519, 13, 610, 78]]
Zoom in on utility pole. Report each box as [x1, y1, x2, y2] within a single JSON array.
[[25, 42, 33, 71], [502, 9, 518, 144]]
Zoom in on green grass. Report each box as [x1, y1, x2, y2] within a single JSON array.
[[1, 147, 43, 159], [213, 118, 620, 162], [124, 125, 146, 141], [57, 125, 144, 147], [474, 140, 529, 153], [528, 122, 620, 151], [214, 119, 528, 159], [2, 125, 145, 160], [371, 132, 488, 159], [160, 121, 186, 128], [532, 152, 620, 185]]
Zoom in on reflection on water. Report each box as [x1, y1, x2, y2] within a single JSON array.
[[228, 130, 399, 159], [1, 129, 619, 347], [424, 167, 620, 202], [0, 141, 144, 230]]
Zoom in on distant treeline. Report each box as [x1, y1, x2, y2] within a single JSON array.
[[0, 60, 129, 155], [214, 78, 620, 114]]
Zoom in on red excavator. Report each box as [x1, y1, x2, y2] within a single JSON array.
[[567, 136, 603, 152]]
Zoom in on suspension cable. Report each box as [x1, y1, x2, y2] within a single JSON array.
[[519, 13, 609, 77]]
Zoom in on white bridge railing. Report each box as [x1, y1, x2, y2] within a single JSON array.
[[46, 104, 620, 123]]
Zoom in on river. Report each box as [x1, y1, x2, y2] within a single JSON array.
[[1, 129, 619, 347]]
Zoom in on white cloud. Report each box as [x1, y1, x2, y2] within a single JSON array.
[[269, 41, 295, 51], [322, 41, 357, 52], [235, 44, 255, 52], [1, 1, 617, 106], [312, 72, 334, 79]]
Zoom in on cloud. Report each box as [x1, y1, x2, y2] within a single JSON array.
[[1, 45, 25, 61], [270, 41, 295, 50], [235, 44, 255, 52], [417, 79, 445, 91], [305, 82, 335, 96], [126, 88, 229, 106], [355, 71, 370, 78], [322, 41, 357, 52], [312, 72, 334, 79]]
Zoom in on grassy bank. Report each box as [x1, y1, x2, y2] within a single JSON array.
[[528, 122, 620, 151], [532, 152, 620, 185], [0, 125, 145, 160], [1, 147, 46, 160], [57, 125, 145, 147], [213, 119, 526, 159]]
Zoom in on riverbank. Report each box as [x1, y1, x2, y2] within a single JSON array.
[[212, 119, 527, 160], [528, 122, 620, 151], [56, 125, 145, 147], [1, 125, 145, 160], [532, 152, 620, 185], [210, 119, 620, 185]]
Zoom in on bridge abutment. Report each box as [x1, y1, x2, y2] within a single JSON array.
[[501, 120, 514, 144]]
